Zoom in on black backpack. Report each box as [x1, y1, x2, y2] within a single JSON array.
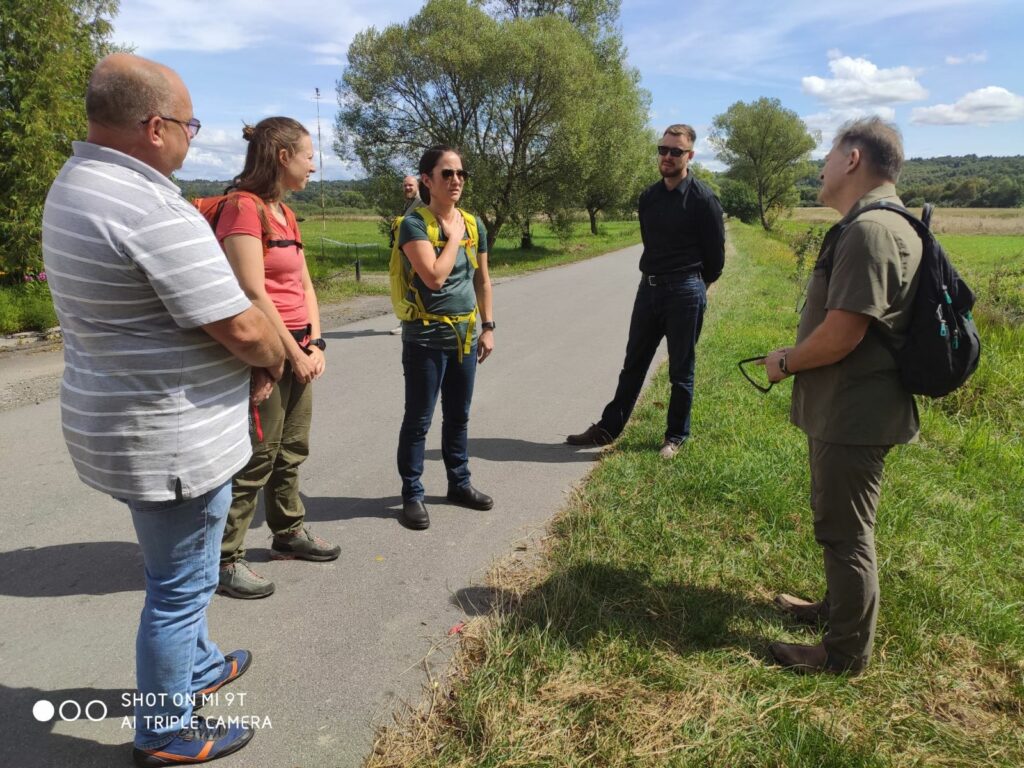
[[818, 201, 981, 398]]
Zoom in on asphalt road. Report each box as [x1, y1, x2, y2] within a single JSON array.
[[0, 243, 669, 767]]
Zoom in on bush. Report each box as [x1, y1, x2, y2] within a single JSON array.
[[718, 178, 760, 224]]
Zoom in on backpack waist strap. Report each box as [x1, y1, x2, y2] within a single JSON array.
[[410, 307, 478, 362]]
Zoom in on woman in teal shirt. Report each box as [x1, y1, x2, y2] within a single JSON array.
[[396, 145, 495, 530]]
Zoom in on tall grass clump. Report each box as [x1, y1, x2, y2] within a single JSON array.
[[0, 275, 58, 334]]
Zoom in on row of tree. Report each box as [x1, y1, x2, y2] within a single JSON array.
[[1, 1, 119, 281], [335, 0, 652, 250], [796, 156, 1024, 208], [178, 179, 373, 212]]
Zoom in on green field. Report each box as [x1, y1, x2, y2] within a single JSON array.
[[300, 216, 642, 303], [0, 216, 640, 334], [369, 222, 1024, 768]]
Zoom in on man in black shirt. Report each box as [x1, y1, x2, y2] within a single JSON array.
[[567, 124, 725, 458]]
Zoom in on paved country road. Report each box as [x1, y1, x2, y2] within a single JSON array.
[[0, 244, 668, 768]]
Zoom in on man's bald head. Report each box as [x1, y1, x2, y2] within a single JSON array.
[[86, 54, 182, 130]]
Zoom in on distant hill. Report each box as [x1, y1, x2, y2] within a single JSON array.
[[796, 155, 1024, 208], [175, 178, 372, 211]]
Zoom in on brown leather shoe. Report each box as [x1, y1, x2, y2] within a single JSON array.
[[774, 593, 829, 627], [566, 423, 613, 447], [768, 641, 863, 676]]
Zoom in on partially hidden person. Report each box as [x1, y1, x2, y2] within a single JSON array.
[[213, 117, 340, 599]]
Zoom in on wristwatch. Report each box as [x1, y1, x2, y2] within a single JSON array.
[[779, 354, 789, 375], [309, 338, 326, 351], [481, 321, 496, 332]]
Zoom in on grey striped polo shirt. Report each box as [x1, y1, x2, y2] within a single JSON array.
[[42, 142, 254, 501]]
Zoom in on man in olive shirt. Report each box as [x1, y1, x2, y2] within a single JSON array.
[[762, 117, 921, 674], [567, 124, 725, 458]]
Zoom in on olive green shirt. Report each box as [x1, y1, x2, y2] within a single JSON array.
[[791, 184, 922, 445]]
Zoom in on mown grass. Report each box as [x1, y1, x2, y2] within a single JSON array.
[[368, 222, 1024, 768]]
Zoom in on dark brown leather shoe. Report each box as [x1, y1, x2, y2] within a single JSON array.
[[774, 593, 829, 627], [446, 484, 494, 511], [400, 499, 430, 530], [566, 423, 613, 447], [768, 641, 863, 676]]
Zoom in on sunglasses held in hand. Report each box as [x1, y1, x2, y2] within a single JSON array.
[[738, 356, 774, 393]]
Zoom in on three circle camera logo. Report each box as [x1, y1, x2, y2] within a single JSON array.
[[33, 698, 108, 723]]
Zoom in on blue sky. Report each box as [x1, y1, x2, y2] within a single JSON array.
[[110, 0, 1024, 180]]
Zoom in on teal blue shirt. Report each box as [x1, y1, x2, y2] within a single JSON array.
[[398, 210, 488, 351]]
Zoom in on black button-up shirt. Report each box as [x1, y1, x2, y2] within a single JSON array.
[[637, 175, 725, 284]]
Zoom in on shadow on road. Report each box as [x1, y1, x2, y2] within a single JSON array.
[[322, 329, 395, 340], [426, 437, 600, 464], [0, 683, 133, 768], [299, 493, 403, 524], [0, 542, 142, 596]]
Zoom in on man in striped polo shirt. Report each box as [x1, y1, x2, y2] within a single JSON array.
[[43, 54, 285, 767]]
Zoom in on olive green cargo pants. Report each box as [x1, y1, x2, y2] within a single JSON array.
[[808, 438, 891, 672], [221, 367, 312, 563]]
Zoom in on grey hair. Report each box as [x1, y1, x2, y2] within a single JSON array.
[[834, 117, 904, 183]]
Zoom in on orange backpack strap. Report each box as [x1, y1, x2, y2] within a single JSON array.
[[271, 203, 303, 251]]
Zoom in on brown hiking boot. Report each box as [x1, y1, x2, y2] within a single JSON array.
[[773, 593, 829, 627], [768, 641, 864, 676], [566, 423, 613, 447]]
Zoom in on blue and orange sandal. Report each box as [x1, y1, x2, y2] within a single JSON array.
[[132, 717, 254, 767]]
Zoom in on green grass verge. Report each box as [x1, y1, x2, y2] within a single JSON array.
[[369, 222, 1024, 767], [0, 283, 58, 334]]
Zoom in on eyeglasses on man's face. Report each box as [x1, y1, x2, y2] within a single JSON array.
[[657, 145, 693, 158], [140, 115, 202, 140], [440, 168, 469, 181]]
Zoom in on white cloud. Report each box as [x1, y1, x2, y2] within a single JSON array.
[[177, 124, 357, 180], [945, 51, 988, 65], [801, 107, 897, 156], [622, 0, 985, 83], [802, 53, 927, 107], [912, 86, 1024, 125], [114, 0, 395, 56]]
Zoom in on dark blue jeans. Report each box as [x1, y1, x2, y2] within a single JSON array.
[[398, 341, 477, 501], [599, 274, 707, 443]]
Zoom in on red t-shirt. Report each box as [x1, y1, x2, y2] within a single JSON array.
[[215, 195, 309, 330]]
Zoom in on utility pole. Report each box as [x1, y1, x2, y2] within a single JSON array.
[[315, 87, 326, 260]]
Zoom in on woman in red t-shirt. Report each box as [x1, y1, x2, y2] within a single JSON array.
[[214, 117, 340, 599]]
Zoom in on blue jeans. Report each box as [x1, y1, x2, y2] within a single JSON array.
[[126, 482, 231, 749], [599, 274, 707, 442], [398, 341, 477, 501]]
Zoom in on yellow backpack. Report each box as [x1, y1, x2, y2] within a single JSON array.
[[389, 206, 480, 360]]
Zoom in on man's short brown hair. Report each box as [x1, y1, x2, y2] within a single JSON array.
[[85, 57, 173, 129], [834, 117, 904, 183], [663, 124, 697, 145]]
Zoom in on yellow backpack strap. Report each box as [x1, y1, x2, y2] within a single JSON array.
[[416, 206, 441, 247], [459, 209, 480, 269]]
